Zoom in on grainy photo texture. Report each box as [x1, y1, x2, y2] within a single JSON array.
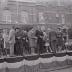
[[0, 0, 72, 72]]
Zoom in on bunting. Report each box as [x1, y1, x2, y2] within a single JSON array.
[[0, 52, 72, 72]]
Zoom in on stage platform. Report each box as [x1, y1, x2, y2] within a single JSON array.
[[0, 52, 72, 72]]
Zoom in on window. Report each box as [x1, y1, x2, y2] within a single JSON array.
[[61, 14, 65, 24], [21, 11, 28, 24], [39, 12, 45, 24], [44, 13, 60, 24], [1, 0, 8, 8], [2, 10, 11, 24], [65, 14, 72, 24]]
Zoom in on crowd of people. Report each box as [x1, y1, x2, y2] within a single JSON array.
[[0, 25, 70, 57]]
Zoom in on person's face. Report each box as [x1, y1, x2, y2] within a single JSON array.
[[41, 26, 45, 32], [23, 30, 26, 33], [58, 28, 61, 32], [23, 30, 27, 35], [31, 28, 34, 32], [3, 29, 8, 34], [47, 28, 51, 32], [16, 29, 19, 33]]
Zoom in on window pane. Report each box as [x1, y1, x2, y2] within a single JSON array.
[[2, 10, 11, 24], [39, 12, 45, 24], [21, 11, 28, 24]]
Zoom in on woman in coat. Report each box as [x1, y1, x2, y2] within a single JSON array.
[[28, 28, 37, 54]]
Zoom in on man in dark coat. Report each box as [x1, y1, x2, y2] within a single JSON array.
[[0, 32, 3, 56], [35, 26, 45, 54], [14, 28, 22, 56], [21, 30, 30, 55]]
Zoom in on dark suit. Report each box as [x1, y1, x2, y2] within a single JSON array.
[[21, 32, 30, 54], [35, 30, 45, 54], [14, 31, 22, 55]]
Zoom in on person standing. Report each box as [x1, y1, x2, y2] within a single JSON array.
[[35, 26, 45, 54], [62, 27, 67, 51], [28, 28, 37, 54], [2, 28, 9, 56], [45, 28, 52, 53], [14, 28, 21, 56], [8, 26, 15, 56], [41, 26, 47, 53], [0, 31, 4, 57], [21, 30, 29, 55], [49, 29, 57, 53], [56, 27, 63, 52]]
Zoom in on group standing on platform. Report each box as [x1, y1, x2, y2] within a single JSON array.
[[0, 25, 69, 57]]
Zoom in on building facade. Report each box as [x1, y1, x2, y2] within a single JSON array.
[[0, 0, 72, 27]]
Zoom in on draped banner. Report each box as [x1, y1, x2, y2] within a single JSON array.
[[0, 52, 72, 72]]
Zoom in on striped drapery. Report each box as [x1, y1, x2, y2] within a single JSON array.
[[0, 52, 72, 72]]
